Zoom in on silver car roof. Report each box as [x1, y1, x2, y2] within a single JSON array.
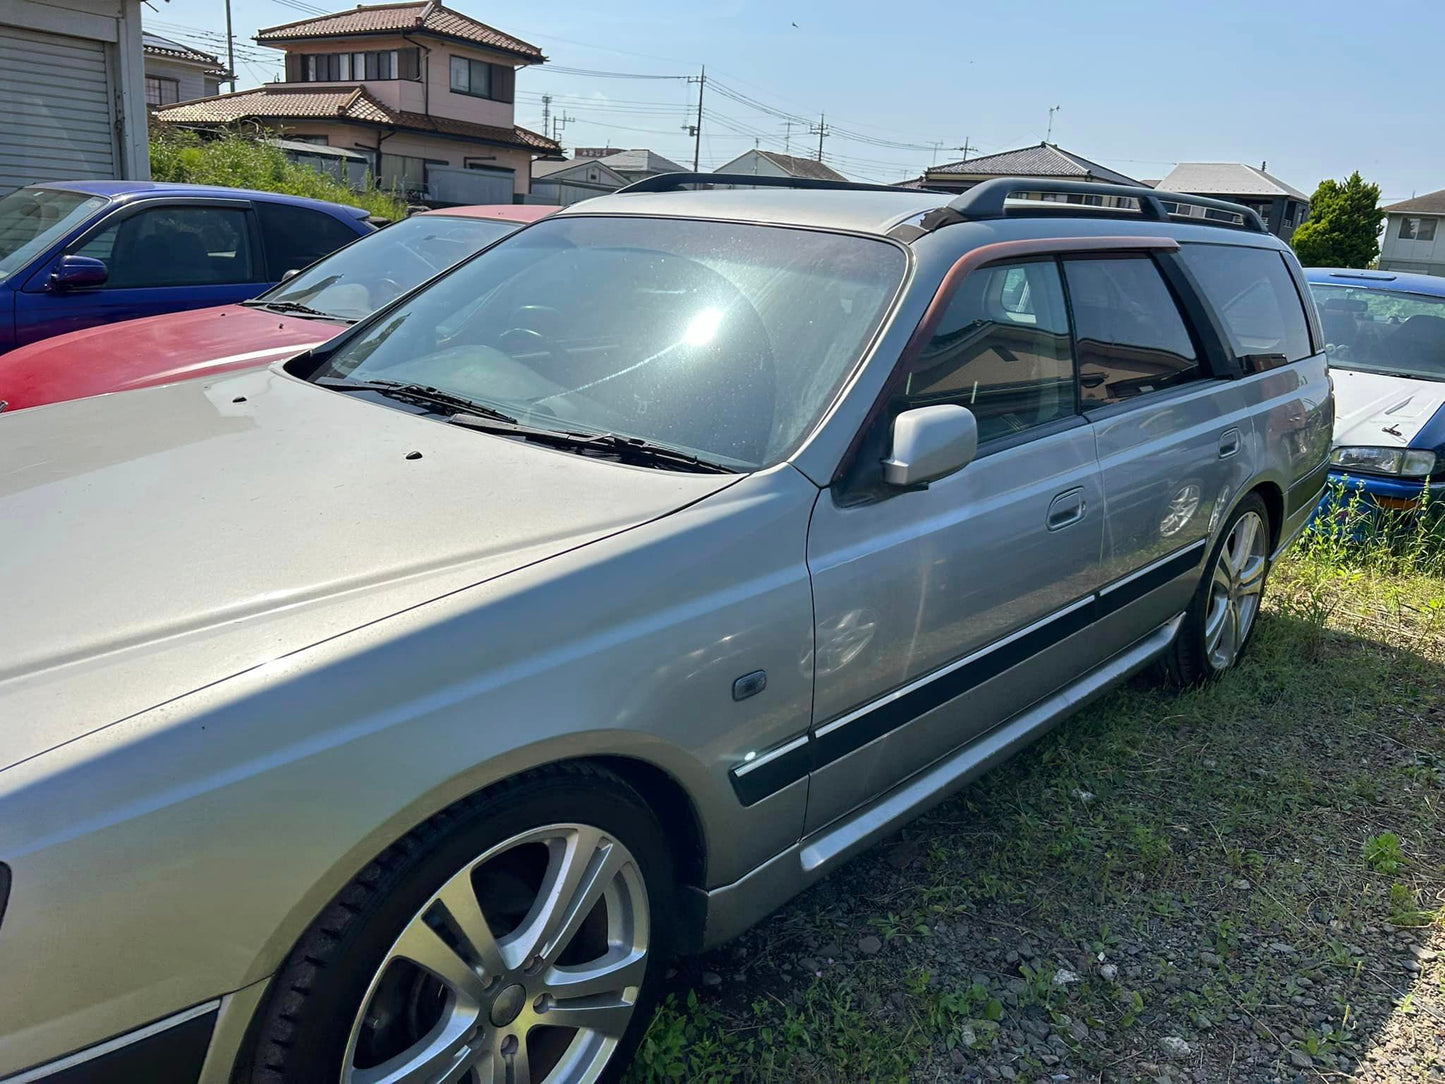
[[554, 187, 953, 236]]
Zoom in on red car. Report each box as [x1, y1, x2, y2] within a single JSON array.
[[0, 204, 554, 414]]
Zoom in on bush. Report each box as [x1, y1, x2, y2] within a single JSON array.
[[149, 126, 409, 222]]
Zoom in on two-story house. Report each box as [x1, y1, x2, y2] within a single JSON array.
[[1154, 162, 1310, 240], [1378, 189, 1445, 278], [155, 1, 559, 203]]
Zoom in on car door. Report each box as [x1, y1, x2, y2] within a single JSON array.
[[1064, 250, 1254, 646], [803, 255, 1106, 832], [14, 199, 269, 346]]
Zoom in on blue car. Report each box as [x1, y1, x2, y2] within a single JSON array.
[[0, 181, 373, 353], [1305, 268, 1445, 515]]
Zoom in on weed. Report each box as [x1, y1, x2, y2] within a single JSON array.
[[1363, 831, 1405, 874]]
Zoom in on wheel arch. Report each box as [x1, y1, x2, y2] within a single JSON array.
[[1246, 478, 1285, 551]]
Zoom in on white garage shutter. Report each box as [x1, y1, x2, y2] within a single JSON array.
[[0, 26, 117, 194]]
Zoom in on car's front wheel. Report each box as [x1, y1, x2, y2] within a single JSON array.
[[1164, 492, 1272, 684], [245, 764, 673, 1084]]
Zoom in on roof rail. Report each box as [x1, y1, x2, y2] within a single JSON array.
[[927, 177, 1267, 234], [617, 171, 918, 196]]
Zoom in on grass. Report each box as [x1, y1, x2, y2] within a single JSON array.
[[149, 126, 410, 222], [626, 508, 1445, 1083]]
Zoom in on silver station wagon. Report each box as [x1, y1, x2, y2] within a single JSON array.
[[0, 175, 1332, 1084]]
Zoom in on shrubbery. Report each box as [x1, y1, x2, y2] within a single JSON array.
[[149, 126, 409, 222]]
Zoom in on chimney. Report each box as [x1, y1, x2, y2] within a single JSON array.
[[1260, 160, 1267, 172]]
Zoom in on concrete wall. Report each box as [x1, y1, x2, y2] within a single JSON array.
[[1380, 213, 1445, 277]]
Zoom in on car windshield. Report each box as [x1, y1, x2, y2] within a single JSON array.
[[0, 186, 107, 283], [310, 215, 906, 469], [1310, 282, 1445, 381], [254, 214, 523, 321]]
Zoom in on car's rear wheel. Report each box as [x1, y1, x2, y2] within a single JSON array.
[[245, 764, 672, 1084], [1163, 492, 1271, 684]]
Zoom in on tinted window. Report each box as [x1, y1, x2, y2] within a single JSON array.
[[1179, 244, 1312, 362], [899, 260, 1075, 442], [312, 216, 906, 470], [1063, 257, 1199, 406], [257, 203, 362, 279], [76, 206, 256, 288]]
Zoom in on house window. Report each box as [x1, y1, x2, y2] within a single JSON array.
[[297, 48, 416, 82], [1400, 217, 1438, 242], [449, 55, 512, 100], [145, 76, 179, 107]]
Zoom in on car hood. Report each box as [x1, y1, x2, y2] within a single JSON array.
[[0, 368, 736, 770], [0, 304, 342, 412], [1330, 367, 1445, 449]]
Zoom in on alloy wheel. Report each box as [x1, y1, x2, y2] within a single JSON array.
[[342, 823, 650, 1084], [1204, 510, 1267, 671]]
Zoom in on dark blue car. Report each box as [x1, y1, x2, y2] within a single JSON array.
[[1304, 267, 1445, 516], [0, 181, 373, 353]]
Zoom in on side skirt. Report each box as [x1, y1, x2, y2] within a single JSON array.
[[691, 613, 1183, 950]]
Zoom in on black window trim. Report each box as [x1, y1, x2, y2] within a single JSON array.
[[49, 196, 262, 291]]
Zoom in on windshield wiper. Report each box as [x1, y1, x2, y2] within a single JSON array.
[[446, 412, 737, 474], [257, 299, 336, 317], [315, 377, 520, 422]]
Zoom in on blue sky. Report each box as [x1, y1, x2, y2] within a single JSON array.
[[150, 0, 1442, 201]]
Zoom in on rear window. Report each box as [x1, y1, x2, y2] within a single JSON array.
[[1179, 244, 1313, 363]]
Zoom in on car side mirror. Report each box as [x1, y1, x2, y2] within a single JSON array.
[[882, 405, 979, 487], [49, 254, 108, 291]]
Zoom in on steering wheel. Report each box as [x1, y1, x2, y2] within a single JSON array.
[[496, 326, 566, 370]]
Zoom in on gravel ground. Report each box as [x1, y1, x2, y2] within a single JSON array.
[[625, 557, 1445, 1084]]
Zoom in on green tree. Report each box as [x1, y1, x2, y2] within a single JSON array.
[[1291, 171, 1382, 268]]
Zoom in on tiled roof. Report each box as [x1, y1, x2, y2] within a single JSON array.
[[929, 143, 1139, 186], [143, 31, 233, 76], [256, 2, 543, 61], [755, 150, 848, 182], [155, 85, 559, 153], [1159, 163, 1309, 201], [1383, 189, 1445, 215], [598, 148, 688, 175]]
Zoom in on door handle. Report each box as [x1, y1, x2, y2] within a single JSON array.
[[1218, 428, 1241, 458], [1046, 487, 1086, 531]]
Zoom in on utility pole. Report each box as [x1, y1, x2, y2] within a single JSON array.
[[810, 113, 828, 162], [681, 66, 705, 172], [783, 119, 792, 155], [541, 94, 552, 143], [552, 112, 574, 145], [1046, 105, 1061, 143], [224, 0, 236, 92]]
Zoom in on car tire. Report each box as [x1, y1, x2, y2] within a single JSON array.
[[1163, 492, 1272, 685], [244, 762, 674, 1084]]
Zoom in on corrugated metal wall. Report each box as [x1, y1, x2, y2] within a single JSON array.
[[0, 25, 117, 194]]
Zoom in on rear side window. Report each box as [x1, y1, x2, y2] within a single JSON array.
[[1062, 257, 1199, 406], [899, 260, 1076, 443], [257, 203, 361, 279], [1179, 244, 1313, 362]]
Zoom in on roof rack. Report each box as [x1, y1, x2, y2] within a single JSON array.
[[922, 178, 1267, 234], [617, 171, 919, 196]]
